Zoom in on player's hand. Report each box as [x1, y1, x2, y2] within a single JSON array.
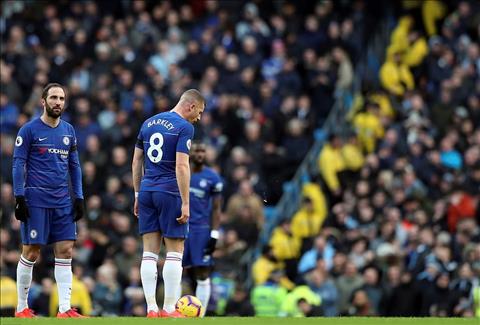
[[15, 196, 29, 222], [176, 204, 189, 224], [73, 198, 85, 222], [133, 198, 139, 218]]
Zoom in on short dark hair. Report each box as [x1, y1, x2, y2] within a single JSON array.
[[42, 83, 67, 100], [180, 89, 204, 104], [191, 140, 204, 147]]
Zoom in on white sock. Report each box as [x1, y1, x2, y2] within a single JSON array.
[[141, 252, 159, 312], [162, 252, 183, 313], [196, 278, 211, 317], [54, 258, 72, 313], [16, 255, 35, 311]]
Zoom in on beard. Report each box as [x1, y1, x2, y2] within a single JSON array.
[[45, 102, 63, 118], [193, 157, 205, 166]]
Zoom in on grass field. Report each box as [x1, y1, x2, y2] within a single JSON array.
[[0, 317, 478, 325]]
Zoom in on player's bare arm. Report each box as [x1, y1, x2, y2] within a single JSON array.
[[211, 196, 222, 231], [176, 152, 190, 224], [132, 147, 144, 217]]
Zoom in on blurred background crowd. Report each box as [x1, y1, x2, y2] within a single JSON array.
[[1, 0, 479, 318]]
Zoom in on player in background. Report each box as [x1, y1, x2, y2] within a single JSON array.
[[12, 83, 86, 318], [183, 141, 223, 317], [132, 89, 205, 318]]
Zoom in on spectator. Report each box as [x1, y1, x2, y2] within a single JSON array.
[[344, 289, 374, 316], [114, 237, 140, 286], [31, 278, 53, 316], [0, 275, 17, 316], [360, 267, 384, 315], [92, 263, 122, 316], [297, 235, 335, 275], [269, 219, 302, 282], [291, 197, 327, 251], [352, 101, 384, 153], [335, 261, 364, 314], [251, 271, 287, 317], [0, 93, 19, 135], [379, 46, 414, 97], [279, 285, 321, 317], [385, 271, 421, 316], [304, 268, 338, 317], [318, 134, 345, 200], [225, 284, 255, 317], [297, 297, 323, 317], [225, 180, 264, 227], [252, 246, 294, 291]]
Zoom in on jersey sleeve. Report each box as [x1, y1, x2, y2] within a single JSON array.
[[176, 123, 194, 154], [69, 126, 84, 199], [12, 124, 32, 197], [211, 172, 224, 196], [135, 123, 145, 150], [13, 124, 32, 159]]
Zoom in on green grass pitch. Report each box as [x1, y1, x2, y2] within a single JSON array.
[[0, 317, 478, 325]]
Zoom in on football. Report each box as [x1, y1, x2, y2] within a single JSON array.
[[175, 295, 204, 317]]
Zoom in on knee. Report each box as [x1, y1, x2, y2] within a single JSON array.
[[196, 274, 209, 281], [22, 246, 41, 262], [195, 268, 210, 281], [164, 238, 185, 254], [55, 245, 73, 259]]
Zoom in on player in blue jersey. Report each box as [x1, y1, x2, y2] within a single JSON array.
[[132, 89, 205, 318], [183, 141, 223, 317], [12, 83, 86, 318]]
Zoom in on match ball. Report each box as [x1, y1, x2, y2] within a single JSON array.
[[175, 295, 204, 317]]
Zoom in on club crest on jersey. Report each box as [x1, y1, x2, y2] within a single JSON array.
[[15, 136, 23, 147], [30, 230, 37, 239], [199, 179, 207, 188], [63, 136, 70, 145]]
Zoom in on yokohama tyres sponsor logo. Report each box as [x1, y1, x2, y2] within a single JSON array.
[[48, 148, 69, 155]]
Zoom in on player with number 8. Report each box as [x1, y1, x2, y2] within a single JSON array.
[[132, 89, 205, 318]]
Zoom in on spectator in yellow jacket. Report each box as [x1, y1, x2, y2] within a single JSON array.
[[390, 16, 413, 52], [252, 246, 295, 290], [0, 276, 17, 316], [380, 46, 415, 96], [279, 285, 321, 317], [318, 135, 345, 197], [422, 0, 447, 36], [50, 274, 92, 316], [269, 219, 302, 282], [291, 197, 320, 239], [270, 219, 302, 261], [353, 102, 385, 153], [291, 197, 327, 251], [302, 182, 327, 222], [342, 134, 365, 172], [403, 30, 429, 68], [369, 90, 395, 120]]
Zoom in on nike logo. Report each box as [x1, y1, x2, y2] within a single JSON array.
[[39, 137, 47, 141]]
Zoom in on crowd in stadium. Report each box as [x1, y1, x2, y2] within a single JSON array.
[[1, 0, 479, 318], [251, 0, 479, 318]]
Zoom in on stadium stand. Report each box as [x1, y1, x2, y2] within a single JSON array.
[[1, 0, 478, 318]]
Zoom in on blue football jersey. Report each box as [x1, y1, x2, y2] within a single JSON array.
[[189, 167, 223, 230], [13, 118, 82, 207], [136, 111, 194, 195]]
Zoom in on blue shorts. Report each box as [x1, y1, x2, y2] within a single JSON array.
[[183, 229, 213, 268], [138, 191, 188, 239], [21, 206, 76, 245]]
